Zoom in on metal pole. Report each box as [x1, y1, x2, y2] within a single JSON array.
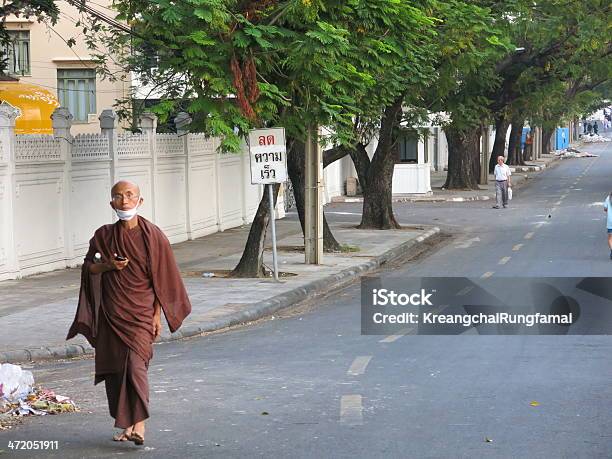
[[480, 125, 490, 185], [304, 126, 323, 264], [267, 183, 279, 282]]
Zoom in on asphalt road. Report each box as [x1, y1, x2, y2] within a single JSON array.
[[2, 140, 612, 459]]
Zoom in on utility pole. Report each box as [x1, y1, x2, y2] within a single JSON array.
[[304, 126, 323, 264]]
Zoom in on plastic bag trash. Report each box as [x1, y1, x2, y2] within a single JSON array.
[[16, 400, 46, 416], [0, 364, 34, 403], [508, 187, 513, 200]]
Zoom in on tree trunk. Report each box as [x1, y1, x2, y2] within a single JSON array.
[[542, 127, 555, 155], [286, 140, 342, 252], [354, 98, 403, 229], [358, 143, 400, 229], [490, 114, 509, 172], [472, 129, 482, 181], [230, 183, 280, 277], [443, 125, 481, 190], [506, 115, 525, 165]]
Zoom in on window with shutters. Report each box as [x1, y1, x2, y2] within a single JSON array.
[[3, 31, 30, 76], [57, 69, 96, 122]]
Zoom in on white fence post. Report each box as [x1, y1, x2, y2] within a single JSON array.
[[99, 109, 118, 184], [0, 103, 19, 279], [175, 112, 193, 238], [140, 112, 158, 223], [52, 107, 74, 265], [214, 137, 223, 231]]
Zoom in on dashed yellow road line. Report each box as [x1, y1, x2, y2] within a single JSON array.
[[512, 244, 524, 251], [379, 327, 413, 343], [456, 286, 474, 296], [524, 232, 534, 240], [340, 395, 363, 425], [498, 256, 511, 265], [347, 356, 372, 376]]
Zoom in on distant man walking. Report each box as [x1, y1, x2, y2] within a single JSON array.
[[67, 180, 191, 445], [604, 192, 612, 259], [493, 156, 512, 209]]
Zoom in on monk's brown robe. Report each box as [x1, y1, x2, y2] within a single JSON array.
[[67, 216, 191, 428]]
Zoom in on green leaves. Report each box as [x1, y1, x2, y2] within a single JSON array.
[[193, 8, 213, 22], [188, 31, 216, 46]]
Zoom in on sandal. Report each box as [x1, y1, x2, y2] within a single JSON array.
[[113, 431, 131, 442], [129, 431, 145, 446]]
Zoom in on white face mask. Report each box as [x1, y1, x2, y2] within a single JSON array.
[[115, 199, 142, 221]]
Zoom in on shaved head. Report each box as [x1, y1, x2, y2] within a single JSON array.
[[111, 180, 140, 197]]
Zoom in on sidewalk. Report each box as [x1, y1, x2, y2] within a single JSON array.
[[0, 217, 440, 363], [333, 153, 561, 204]]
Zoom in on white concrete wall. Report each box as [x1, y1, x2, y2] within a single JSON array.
[[0, 106, 274, 281]]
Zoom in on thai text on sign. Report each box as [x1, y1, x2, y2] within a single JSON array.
[[248, 128, 287, 184]]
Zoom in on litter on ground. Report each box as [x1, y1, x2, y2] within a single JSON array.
[[581, 134, 611, 143], [554, 148, 599, 159], [0, 363, 77, 428]]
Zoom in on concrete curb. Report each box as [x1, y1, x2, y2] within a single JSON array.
[[0, 227, 441, 364]]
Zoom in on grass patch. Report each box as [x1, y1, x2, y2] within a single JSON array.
[[339, 244, 360, 253]]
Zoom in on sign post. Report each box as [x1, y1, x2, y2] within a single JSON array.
[[248, 128, 287, 282]]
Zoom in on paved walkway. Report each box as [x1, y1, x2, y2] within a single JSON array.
[[0, 216, 440, 363], [333, 153, 562, 203]]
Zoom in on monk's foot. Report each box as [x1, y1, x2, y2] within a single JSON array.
[[129, 431, 145, 446], [129, 421, 145, 446], [112, 427, 133, 442]]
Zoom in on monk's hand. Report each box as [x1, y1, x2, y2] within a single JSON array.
[[109, 258, 129, 271], [153, 312, 162, 340]]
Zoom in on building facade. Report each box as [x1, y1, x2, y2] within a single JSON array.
[[3, 1, 129, 134]]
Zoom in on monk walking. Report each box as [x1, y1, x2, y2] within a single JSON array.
[[67, 180, 191, 445]]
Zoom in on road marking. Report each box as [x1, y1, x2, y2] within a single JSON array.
[[481, 271, 494, 278], [380, 334, 403, 343], [379, 327, 416, 343], [347, 356, 372, 376], [555, 201, 562, 206], [534, 222, 546, 228], [498, 256, 511, 265], [455, 237, 481, 249], [340, 395, 363, 425], [456, 286, 474, 296], [524, 232, 534, 240], [512, 244, 523, 251]]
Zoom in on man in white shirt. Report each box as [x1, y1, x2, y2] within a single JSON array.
[[493, 156, 512, 209]]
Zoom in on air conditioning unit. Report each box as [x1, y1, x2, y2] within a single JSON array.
[[87, 113, 98, 123]]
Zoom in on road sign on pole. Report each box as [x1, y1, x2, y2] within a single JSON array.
[[248, 128, 287, 185], [248, 128, 287, 281]]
